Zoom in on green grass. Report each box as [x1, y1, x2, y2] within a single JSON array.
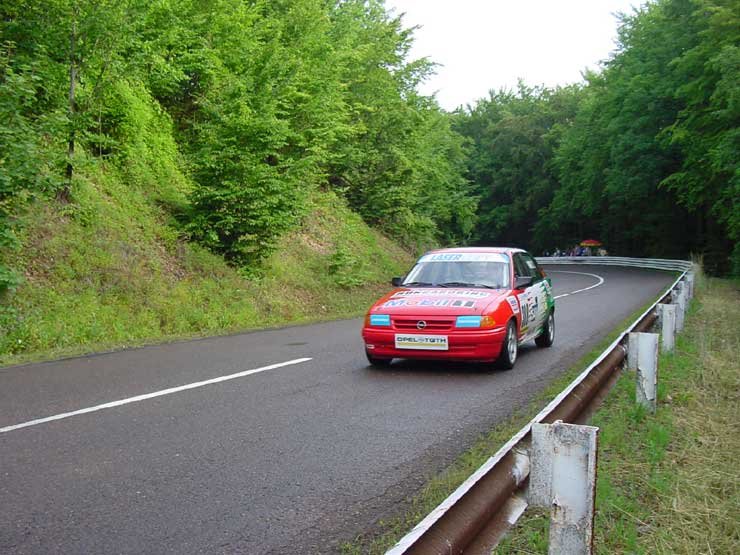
[[496, 274, 740, 554], [0, 165, 413, 366], [341, 294, 670, 554]]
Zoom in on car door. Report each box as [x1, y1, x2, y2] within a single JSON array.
[[520, 252, 548, 336], [512, 253, 539, 339]]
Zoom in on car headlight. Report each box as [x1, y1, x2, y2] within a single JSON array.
[[456, 315, 496, 328], [368, 314, 391, 326]]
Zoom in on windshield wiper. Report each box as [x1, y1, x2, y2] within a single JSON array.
[[439, 282, 499, 289], [401, 281, 436, 287]]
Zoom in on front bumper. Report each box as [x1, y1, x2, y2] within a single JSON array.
[[362, 326, 508, 362]]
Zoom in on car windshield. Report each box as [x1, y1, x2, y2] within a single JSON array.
[[402, 253, 510, 289]]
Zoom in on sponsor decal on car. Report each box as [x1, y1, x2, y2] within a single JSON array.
[[382, 298, 477, 308], [391, 289, 490, 298], [419, 253, 509, 263], [529, 294, 539, 323], [517, 292, 530, 328], [506, 295, 520, 314]]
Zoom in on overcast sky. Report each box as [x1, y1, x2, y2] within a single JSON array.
[[384, 0, 642, 110]]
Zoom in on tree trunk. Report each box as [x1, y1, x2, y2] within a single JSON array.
[[60, 18, 77, 203]]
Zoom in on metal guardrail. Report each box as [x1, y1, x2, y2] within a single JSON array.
[[535, 256, 692, 272], [387, 257, 693, 555]]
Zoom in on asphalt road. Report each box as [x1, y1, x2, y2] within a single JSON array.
[[0, 266, 675, 554]]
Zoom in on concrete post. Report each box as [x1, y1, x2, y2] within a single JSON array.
[[675, 283, 686, 333], [686, 273, 695, 299], [635, 333, 659, 413], [530, 421, 599, 555], [657, 304, 676, 352], [627, 332, 639, 371]]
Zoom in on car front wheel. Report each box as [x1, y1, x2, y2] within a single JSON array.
[[366, 350, 392, 368], [535, 311, 555, 348], [496, 320, 518, 369]]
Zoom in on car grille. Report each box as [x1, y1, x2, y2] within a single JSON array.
[[393, 318, 455, 331]]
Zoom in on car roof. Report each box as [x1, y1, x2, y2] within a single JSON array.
[[423, 246, 525, 256]]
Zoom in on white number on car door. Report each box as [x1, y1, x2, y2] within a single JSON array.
[[522, 254, 548, 333]]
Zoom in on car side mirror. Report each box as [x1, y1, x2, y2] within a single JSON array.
[[515, 275, 534, 289], [391, 277, 403, 287]]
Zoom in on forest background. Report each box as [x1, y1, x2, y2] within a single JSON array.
[[0, 0, 737, 357]]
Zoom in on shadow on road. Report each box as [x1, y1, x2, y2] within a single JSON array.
[[363, 344, 539, 376]]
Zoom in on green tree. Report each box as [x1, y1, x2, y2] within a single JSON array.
[[548, 0, 737, 271], [455, 83, 582, 252], [183, 0, 349, 264], [327, 0, 475, 249], [661, 0, 740, 273], [2, 0, 148, 196]]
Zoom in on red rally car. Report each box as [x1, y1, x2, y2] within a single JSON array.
[[361, 247, 555, 369]]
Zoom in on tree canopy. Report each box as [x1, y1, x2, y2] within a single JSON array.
[[0, 0, 477, 290], [455, 0, 738, 274]]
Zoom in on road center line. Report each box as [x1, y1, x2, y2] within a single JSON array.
[[549, 270, 605, 299], [0, 357, 312, 434]]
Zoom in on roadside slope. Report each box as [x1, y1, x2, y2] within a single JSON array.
[[0, 183, 412, 366]]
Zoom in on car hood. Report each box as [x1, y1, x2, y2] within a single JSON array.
[[370, 287, 508, 316]]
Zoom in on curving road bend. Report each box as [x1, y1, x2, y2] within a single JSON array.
[[0, 266, 674, 554]]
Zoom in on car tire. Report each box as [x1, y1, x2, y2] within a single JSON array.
[[535, 311, 555, 348], [496, 320, 518, 370], [366, 351, 392, 367]]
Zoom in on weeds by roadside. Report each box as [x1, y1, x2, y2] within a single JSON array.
[[496, 276, 739, 554]]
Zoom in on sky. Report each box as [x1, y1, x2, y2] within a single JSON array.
[[384, 0, 642, 110]]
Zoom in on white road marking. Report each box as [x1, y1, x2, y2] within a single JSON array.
[[549, 271, 605, 299], [0, 357, 312, 434]]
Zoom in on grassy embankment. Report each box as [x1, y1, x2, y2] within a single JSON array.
[[345, 275, 739, 554], [0, 165, 412, 366]]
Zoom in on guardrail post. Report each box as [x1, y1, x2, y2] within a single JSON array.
[[686, 273, 695, 299], [627, 332, 639, 371], [632, 332, 659, 413], [675, 283, 686, 333], [530, 421, 599, 555], [657, 304, 676, 352]]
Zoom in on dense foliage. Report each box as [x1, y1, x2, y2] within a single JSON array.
[[0, 0, 475, 293], [456, 0, 738, 274], [1, 0, 738, 301], [453, 83, 582, 250]]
